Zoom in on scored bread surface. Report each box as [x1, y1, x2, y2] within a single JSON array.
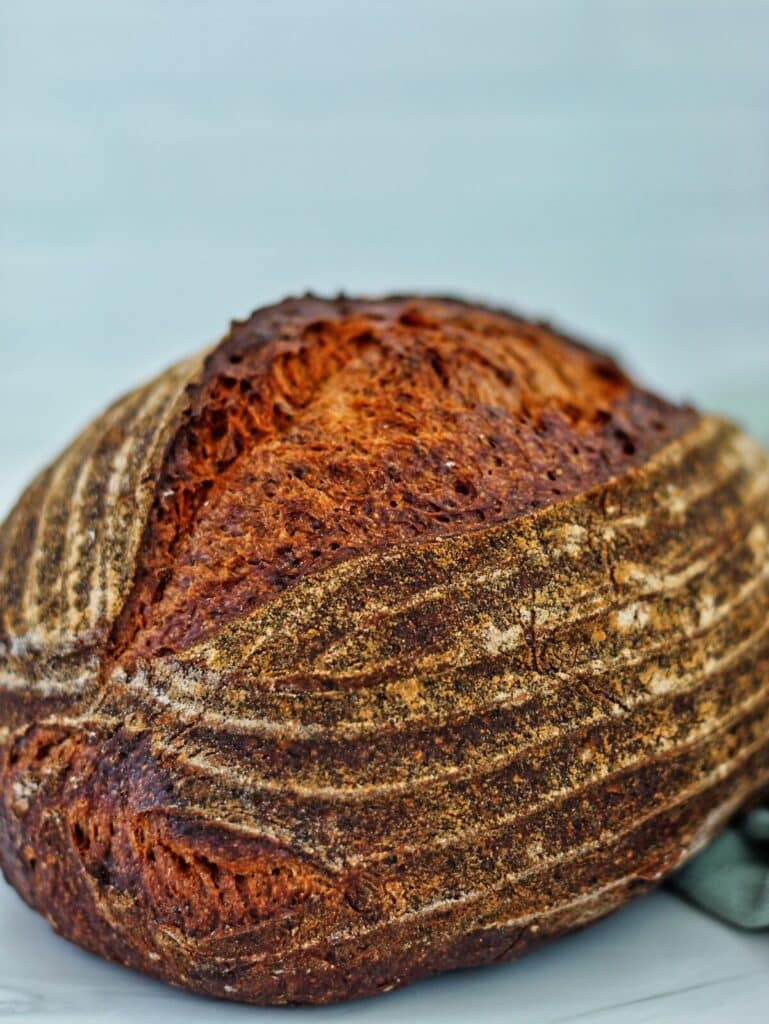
[[0, 296, 768, 1005]]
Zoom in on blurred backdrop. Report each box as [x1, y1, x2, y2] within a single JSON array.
[[1, 0, 768, 516]]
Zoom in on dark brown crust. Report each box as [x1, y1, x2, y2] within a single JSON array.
[[0, 296, 767, 1007], [112, 295, 695, 661]]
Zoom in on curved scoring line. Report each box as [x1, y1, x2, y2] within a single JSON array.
[[101, 362, 203, 626], [97, 387, 174, 626], [179, 728, 769, 967], [193, 417, 737, 669], [172, 681, 769, 889], [28, 388, 154, 637], [317, 436, 752, 642], [470, 785, 754, 942], [175, 620, 769, 804], [35, 667, 765, 906], [278, 497, 769, 694], [0, 670, 93, 697], [125, 523, 769, 747], [20, 438, 95, 635], [0, 706, 321, 869], [0, 468, 56, 639], [60, 390, 156, 633], [219, 466, 769, 700], [100, 354, 207, 622], [131, 537, 769, 764], [152, 614, 769, 809], [320, 426, 763, 626], [347, 678, 769, 867], [62, 424, 120, 633], [182, 460, 769, 695]]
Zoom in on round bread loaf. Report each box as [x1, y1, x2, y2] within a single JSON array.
[[0, 295, 768, 1005]]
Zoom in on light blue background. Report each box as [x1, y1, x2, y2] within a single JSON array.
[[0, 4, 768, 1021], [1, 0, 768, 516]]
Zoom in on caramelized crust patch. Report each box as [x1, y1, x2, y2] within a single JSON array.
[[114, 296, 695, 660]]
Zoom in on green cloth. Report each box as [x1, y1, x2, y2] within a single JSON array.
[[669, 806, 769, 929]]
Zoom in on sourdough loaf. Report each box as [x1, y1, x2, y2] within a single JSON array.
[[1, 295, 768, 1005]]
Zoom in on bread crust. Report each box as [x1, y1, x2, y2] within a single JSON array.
[[1, 296, 768, 1005], [111, 296, 695, 661]]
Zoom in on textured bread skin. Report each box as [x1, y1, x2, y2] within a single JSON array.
[[1, 295, 768, 1005]]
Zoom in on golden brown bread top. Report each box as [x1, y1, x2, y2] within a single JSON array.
[[114, 295, 695, 661]]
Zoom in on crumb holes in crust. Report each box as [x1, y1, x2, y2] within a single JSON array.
[[613, 428, 636, 456], [72, 821, 89, 852]]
